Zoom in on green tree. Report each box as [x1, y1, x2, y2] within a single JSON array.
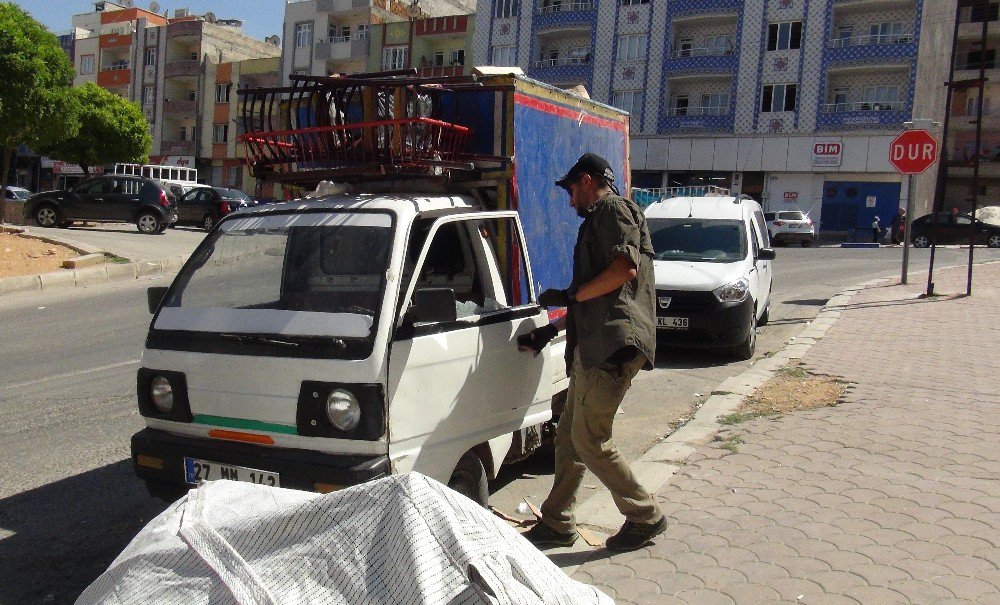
[[40, 83, 152, 177], [0, 3, 78, 222]]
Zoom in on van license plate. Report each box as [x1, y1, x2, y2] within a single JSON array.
[[184, 458, 280, 487], [657, 316, 689, 330]]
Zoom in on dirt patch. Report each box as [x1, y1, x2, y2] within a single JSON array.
[[0, 232, 79, 278], [720, 364, 848, 425]]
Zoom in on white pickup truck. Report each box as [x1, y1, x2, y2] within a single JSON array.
[[130, 70, 631, 505]]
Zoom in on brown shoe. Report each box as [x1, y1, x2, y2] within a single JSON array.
[[605, 517, 667, 552]]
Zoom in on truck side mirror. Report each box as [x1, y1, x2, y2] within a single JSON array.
[[757, 248, 776, 261], [412, 288, 457, 324], [147, 286, 169, 313]]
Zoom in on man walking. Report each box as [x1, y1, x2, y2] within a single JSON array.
[[517, 153, 665, 552]]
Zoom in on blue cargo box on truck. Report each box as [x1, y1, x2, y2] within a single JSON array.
[[238, 70, 630, 295]]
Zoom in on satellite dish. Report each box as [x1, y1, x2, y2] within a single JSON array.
[[149, 1, 160, 13], [405, 0, 421, 18], [205, 11, 217, 22], [266, 35, 280, 46]]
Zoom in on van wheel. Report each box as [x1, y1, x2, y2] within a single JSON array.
[[732, 308, 757, 360], [800, 240, 812, 248], [448, 452, 489, 507]]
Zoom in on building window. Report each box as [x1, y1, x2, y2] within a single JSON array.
[[179, 126, 188, 141], [495, 0, 519, 18], [971, 2, 999, 23], [356, 24, 368, 39], [190, 51, 199, 61], [707, 35, 733, 56], [492, 45, 515, 66], [434, 51, 444, 66], [611, 90, 643, 118], [329, 24, 350, 42], [187, 89, 196, 101], [382, 46, 408, 70], [766, 22, 802, 51], [144, 47, 156, 67], [761, 84, 797, 112], [672, 95, 689, 115], [80, 54, 95, 75], [617, 34, 647, 62], [864, 85, 900, 109], [869, 22, 908, 44], [450, 49, 465, 66], [213, 123, 229, 143], [215, 83, 231, 103], [142, 84, 155, 106], [294, 22, 313, 48], [700, 92, 730, 115], [621, 0, 649, 4]]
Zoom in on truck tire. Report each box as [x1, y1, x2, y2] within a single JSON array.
[[143, 479, 187, 503], [448, 451, 489, 507]]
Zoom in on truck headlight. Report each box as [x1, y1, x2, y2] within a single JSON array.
[[713, 278, 750, 303], [326, 389, 361, 431], [150, 376, 174, 413]]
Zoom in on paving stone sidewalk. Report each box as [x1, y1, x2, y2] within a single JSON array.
[[572, 263, 1000, 604]]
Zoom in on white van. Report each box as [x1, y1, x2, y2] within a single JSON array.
[[644, 195, 775, 360], [113, 163, 200, 200]]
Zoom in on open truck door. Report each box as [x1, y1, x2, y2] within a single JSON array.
[[387, 211, 557, 499]]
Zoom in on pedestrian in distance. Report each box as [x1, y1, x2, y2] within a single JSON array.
[[516, 153, 666, 553], [890, 208, 905, 245], [872, 215, 881, 243]]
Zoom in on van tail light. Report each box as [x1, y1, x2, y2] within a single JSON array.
[[773, 220, 785, 226], [158, 190, 170, 207], [806, 219, 813, 226], [220, 201, 231, 214]]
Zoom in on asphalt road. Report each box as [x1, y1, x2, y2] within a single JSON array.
[[1, 243, 998, 604]]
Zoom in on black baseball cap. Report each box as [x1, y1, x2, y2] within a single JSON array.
[[555, 153, 618, 193]]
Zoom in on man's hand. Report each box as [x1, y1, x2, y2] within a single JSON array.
[[538, 288, 576, 308], [517, 323, 558, 356]]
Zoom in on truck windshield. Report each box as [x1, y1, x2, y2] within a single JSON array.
[[155, 211, 393, 341], [647, 218, 747, 263]]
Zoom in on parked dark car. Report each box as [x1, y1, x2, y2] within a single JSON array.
[[25, 175, 177, 234], [176, 186, 256, 231], [909, 212, 1000, 248]]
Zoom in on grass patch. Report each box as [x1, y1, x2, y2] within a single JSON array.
[[103, 253, 131, 264], [719, 411, 778, 425], [719, 434, 744, 453], [778, 365, 808, 379]]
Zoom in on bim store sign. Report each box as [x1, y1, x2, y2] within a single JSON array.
[[812, 141, 843, 168]]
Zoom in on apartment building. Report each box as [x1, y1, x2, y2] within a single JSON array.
[[913, 1, 1000, 213], [368, 15, 475, 76], [474, 0, 934, 232], [282, 0, 476, 81], [61, 2, 281, 188]]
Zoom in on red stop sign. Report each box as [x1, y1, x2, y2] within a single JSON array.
[[890, 129, 939, 175]]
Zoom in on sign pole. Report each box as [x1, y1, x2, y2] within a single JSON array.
[[901, 173, 915, 284]]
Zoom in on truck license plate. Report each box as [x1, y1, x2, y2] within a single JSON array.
[[657, 316, 689, 330], [184, 457, 280, 487]]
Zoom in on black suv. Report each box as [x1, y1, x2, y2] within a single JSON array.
[[26, 175, 178, 234]]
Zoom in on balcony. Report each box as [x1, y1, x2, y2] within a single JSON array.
[[163, 99, 198, 117], [418, 65, 463, 77], [161, 140, 196, 156], [99, 33, 132, 49], [317, 0, 371, 12], [659, 109, 734, 133], [315, 35, 367, 61], [97, 66, 130, 88], [164, 60, 200, 79], [826, 32, 916, 63], [537, 1, 594, 14], [168, 21, 203, 38], [665, 47, 737, 74], [668, 0, 742, 13], [816, 101, 908, 131], [527, 56, 592, 83]]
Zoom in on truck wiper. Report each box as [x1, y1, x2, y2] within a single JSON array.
[[220, 333, 299, 347], [219, 333, 348, 350]]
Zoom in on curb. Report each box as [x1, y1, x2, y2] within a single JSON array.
[[570, 277, 889, 539], [1, 226, 188, 296]]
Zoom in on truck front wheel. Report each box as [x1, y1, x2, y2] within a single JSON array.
[[448, 452, 489, 507]]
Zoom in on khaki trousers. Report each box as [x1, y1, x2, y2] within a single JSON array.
[[540, 354, 662, 534]]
